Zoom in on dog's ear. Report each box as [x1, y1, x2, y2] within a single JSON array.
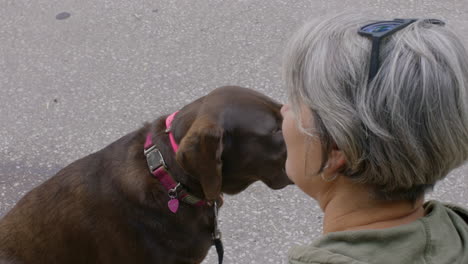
[[176, 117, 223, 201]]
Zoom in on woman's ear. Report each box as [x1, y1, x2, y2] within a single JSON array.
[[326, 149, 347, 173]]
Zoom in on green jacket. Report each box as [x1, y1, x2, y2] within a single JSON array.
[[289, 200, 468, 264]]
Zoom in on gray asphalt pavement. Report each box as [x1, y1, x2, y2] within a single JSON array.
[[1, 0, 468, 263]]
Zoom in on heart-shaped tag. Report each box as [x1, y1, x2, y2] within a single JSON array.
[[168, 198, 179, 213]]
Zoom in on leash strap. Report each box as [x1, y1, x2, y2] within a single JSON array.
[[214, 239, 224, 264], [213, 201, 224, 264]]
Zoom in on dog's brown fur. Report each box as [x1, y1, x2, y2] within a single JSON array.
[[0, 86, 290, 264]]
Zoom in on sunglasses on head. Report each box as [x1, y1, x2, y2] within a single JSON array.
[[358, 18, 445, 82]]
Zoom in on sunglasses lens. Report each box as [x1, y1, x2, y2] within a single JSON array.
[[361, 21, 402, 33]]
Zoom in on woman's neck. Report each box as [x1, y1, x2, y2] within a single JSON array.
[[318, 177, 425, 234]]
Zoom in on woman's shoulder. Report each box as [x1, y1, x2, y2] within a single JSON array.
[[425, 200, 468, 222], [288, 200, 468, 264], [288, 245, 367, 264]]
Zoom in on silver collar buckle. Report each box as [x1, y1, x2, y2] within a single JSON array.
[[144, 145, 167, 172]]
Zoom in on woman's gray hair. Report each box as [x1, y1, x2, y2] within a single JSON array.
[[283, 12, 468, 201]]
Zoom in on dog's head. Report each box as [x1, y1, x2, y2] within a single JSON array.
[[174, 86, 292, 201]]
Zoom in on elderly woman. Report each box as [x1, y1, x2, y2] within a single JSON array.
[[281, 13, 468, 263]]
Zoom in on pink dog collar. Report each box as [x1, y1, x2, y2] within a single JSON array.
[[149, 112, 224, 263], [165, 111, 180, 152], [144, 112, 206, 213]]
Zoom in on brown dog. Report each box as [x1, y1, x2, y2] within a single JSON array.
[[0, 86, 290, 264]]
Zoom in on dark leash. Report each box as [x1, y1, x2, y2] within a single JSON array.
[[213, 201, 224, 264]]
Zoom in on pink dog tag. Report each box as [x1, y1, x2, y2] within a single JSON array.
[[168, 198, 179, 213]]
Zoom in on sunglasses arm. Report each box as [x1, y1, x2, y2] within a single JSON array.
[[368, 37, 381, 81]]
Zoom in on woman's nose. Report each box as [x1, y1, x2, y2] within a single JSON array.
[[280, 104, 290, 117]]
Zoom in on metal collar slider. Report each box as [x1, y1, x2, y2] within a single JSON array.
[[144, 145, 167, 172]]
